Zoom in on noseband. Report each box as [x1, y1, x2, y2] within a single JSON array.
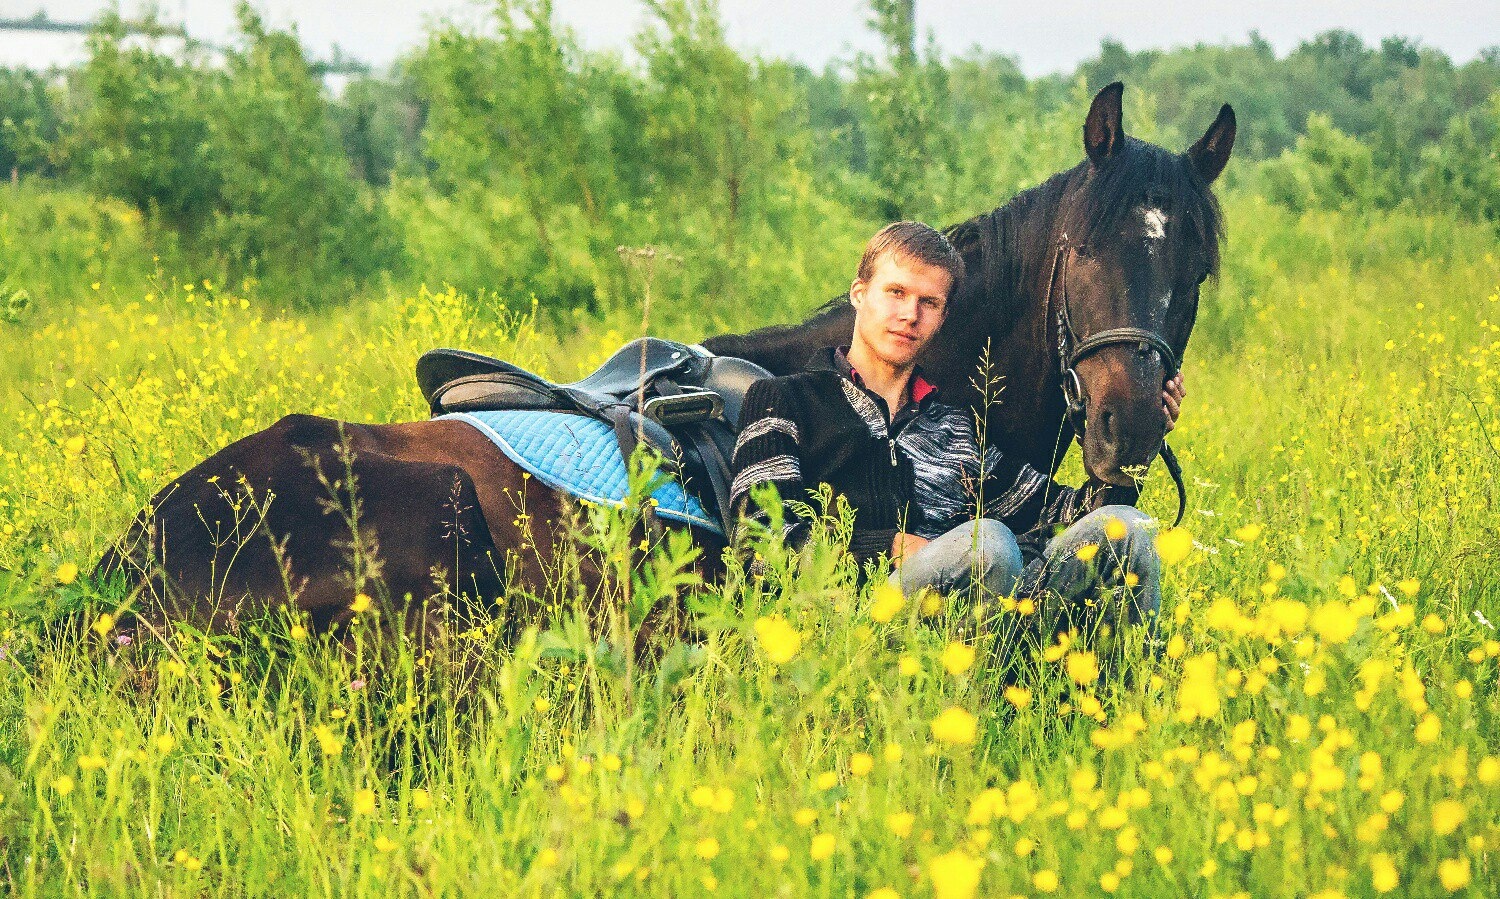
[[1045, 235, 1187, 526]]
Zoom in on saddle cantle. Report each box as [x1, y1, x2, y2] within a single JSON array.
[[416, 338, 772, 532]]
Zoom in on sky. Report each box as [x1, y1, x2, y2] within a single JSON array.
[[2, 0, 1497, 74]]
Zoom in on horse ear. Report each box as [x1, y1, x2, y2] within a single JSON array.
[[1084, 81, 1126, 165], [1188, 103, 1236, 184]]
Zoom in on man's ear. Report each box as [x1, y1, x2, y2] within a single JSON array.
[[849, 279, 866, 308]]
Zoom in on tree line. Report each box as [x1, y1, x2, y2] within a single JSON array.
[[1, 0, 1497, 308]]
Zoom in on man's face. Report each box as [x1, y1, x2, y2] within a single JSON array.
[[849, 252, 952, 369]]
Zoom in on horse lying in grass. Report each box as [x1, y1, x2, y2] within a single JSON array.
[[95, 82, 1235, 641]]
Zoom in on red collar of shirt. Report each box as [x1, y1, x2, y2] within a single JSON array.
[[838, 347, 936, 404]]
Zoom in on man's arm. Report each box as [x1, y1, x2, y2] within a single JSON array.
[[728, 378, 812, 547]]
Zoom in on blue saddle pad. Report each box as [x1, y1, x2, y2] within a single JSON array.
[[438, 410, 723, 535]]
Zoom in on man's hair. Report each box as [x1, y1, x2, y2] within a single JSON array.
[[855, 221, 965, 298]]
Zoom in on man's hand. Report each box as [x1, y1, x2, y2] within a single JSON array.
[[1163, 372, 1186, 432], [890, 532, 929, 567]]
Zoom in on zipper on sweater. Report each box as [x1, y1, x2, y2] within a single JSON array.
[[888, 437, 897, 467]]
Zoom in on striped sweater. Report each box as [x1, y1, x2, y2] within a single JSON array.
[[729, 347, 1098, 564]]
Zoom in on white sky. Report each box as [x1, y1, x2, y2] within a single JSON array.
[[2, 1, 1497, 74]]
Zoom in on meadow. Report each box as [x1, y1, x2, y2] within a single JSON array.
[[0, 174, 1497, 898]]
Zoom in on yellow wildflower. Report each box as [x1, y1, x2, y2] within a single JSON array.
[[1431, 800, 1465, 835], [1369, 852, 1398, 893], [1311, 601, 1359, 644], [810, 833, 835, 860], [695, 837, 720, 859], [55, 562, 79, 585], [1066, 651, 1099, 686], [1415, 714, 1441, 744], [1156, 528, 1194, 564], [940, 641, 976, 676], [928, 848, 984, 899], [870, 584, 905, 623], [850, 753, 874, 777], [352, 788, 377, 815], [1438, 857, 1470, 891], [930, 707, 978, 746], [753, 616, 802, 664], [350, 593, 372, 613], [886, 811, 916, 837]]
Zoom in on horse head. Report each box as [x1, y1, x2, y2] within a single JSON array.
[[1052, 82, 1235, 487]]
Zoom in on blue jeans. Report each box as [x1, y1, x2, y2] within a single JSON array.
[[888, 518, 1026, 600], [1020, 504, 1162, 633], [889, 506, 1161, 626]]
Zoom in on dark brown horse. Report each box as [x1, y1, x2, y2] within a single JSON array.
[[96, 83, 1235, 635]]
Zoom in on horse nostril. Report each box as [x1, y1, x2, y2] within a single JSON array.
[[1099, 408, 1115, 443]]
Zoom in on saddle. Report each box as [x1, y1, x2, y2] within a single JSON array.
[[416, 338, 771, 531]]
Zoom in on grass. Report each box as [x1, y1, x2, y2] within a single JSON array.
[[0, 192, 1498, 897]]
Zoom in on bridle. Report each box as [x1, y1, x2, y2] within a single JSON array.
[[1044, 234, 1188, 526]]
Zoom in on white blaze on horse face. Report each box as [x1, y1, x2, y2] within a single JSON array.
[[1141, 207, 1169, 244], [1141, 206, 1172, 312]]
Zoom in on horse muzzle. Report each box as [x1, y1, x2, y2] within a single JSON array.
[[1072, 354, 1171, 487]]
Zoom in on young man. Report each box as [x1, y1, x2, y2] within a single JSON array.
[[728, 221, 1184, 614]]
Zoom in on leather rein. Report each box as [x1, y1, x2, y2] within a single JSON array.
[[1043, 235, 1188, 527]]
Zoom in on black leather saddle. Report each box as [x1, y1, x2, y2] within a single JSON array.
[[417, 338, 771, 530]]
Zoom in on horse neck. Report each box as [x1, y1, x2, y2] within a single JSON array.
[[921, 194, 1075, 472]]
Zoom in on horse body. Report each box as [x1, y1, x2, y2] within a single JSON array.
[[98, 415, 564, 631], [98, 83, 1234, 635]]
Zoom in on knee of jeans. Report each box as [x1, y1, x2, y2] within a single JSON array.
[[1094, 506, 1155, 544], [972, 518, 1023, 576]]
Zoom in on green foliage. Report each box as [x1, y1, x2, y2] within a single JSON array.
[[205, 4, 401, 301], [1257, 113, 1377, 212], [69, 12, 221, 230], [853, 0, 956, 220], [66, 5, 398, 305], [6, 4, 1500, 309], [330, 69, 428, 187], [1417, 92, 1500, 225], [0, 66, 63, 177]]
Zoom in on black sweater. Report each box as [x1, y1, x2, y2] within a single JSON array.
[[728, 348, 1103, 565]]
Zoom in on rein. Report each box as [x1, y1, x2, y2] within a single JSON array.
[[1043, 235, 1188, 527]]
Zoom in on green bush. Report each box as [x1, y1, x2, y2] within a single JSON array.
[[66, 5, 399, 305], [1258, 113, 1378, 212]]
